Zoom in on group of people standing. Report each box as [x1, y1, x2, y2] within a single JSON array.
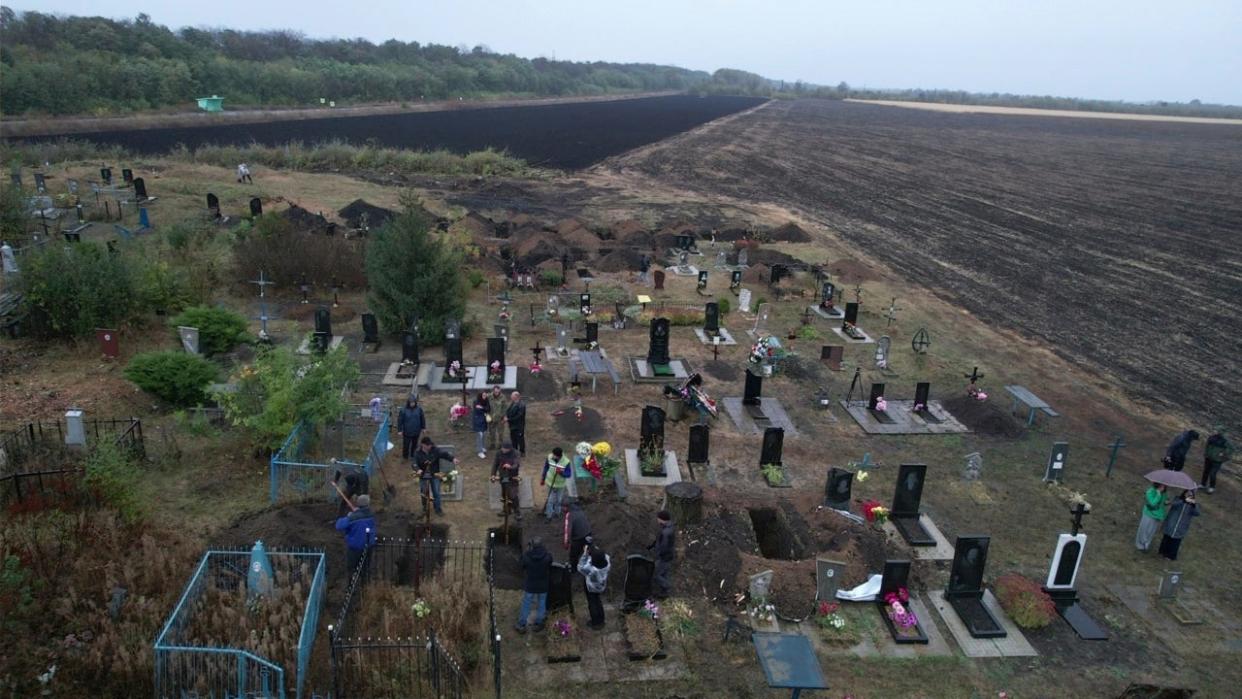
[[1135, 428, 1233, 561]]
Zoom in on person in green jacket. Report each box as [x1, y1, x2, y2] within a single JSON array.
[[542, 447, 571, 521], [1135, 483, 1168, 552], [1201, 430, 1234, 493]]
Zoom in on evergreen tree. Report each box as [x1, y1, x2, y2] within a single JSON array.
[[365, 197, 465, 342]]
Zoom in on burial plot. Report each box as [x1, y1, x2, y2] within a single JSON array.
[[1043, 505, 1108, 640], [622, 555, 656, 612], [625, 406, 681, 486], [875, 560, 929, 644], [820, 345, 844, 371], [945, 536, 1007, 638], [1043, 442, 1069, 483], [823, 468, 853, 510], [833, 302, 874, 344], [694, 301, 737, 345], [723, 367, 799, 435], [891, 464, 935, 546], [630, 317, 691, 382], [811, 281, 843, 320]]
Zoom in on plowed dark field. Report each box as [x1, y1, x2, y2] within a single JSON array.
[[21, 94, 765, 169], [608, 99, 1242, 427]]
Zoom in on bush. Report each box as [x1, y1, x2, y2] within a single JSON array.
[[539, 269, 564, 287], [138, 261, 197, 315], [994, 574, 1057, 629], [19, 241, 142, 339], [232, 213, 366, 290], [84, 441, 143, 524], [716, 298, 731, 315], [170, 306, 248, 355], [467, 270, 486, 289], [365, 197, 465, 342], [124, 351, 217, 406]]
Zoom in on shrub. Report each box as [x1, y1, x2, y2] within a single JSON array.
[[716, 298, 731, 315], [797, 324, 820, 340], [124, 351, 217, 406], [231, 213, 366, 289], [84, 441, 143, 524], [467, 269, 486, 288], [365, 197, 465, 342], [539, 269, 564, 287], [994, 574, 1057, 629], [138, 261, 197, 315], [170, 306, 248, 355], [19, 241, 142, 338]]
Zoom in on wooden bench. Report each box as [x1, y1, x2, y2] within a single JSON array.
[[1004, 385, 1059, 426]]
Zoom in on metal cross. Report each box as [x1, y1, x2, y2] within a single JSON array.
[[853, 282, 864, 305], [857, 452, 876, 469], [331, 276, 341, 308], [1104, 434, 1126, 478], [530, 342, 544, 362], [911, 328, 931, 354], [250, 271, 276, 340], [963, 366, 985, 385], [298, 272, 310, 304], [884, 297, 902, 327], [1069, 503, 1090, 535]]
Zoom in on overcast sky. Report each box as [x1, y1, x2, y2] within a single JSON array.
[[10, 0, 1242, 104]]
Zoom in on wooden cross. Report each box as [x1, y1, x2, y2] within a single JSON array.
[[298, 272, 310, 304], [1104, 435, 1126, 478], [853, 282, 864, 305], [964, 366, 985, 385], [331, 276, 341, 308], [884, 297, 902, 327], [530, 341, 544, 362], [800, 307, 813, 325], [1069, 503, 1090, 536]]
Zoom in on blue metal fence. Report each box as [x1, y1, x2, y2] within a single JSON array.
[[154, 547, 327, 699], [268, 415, 390, 504]]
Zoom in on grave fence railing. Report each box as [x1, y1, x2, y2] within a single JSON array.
[[0, 416, 144, 474], [268, 413, 390, 504]]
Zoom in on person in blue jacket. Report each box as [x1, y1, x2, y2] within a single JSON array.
[[336, 494, 377, 581]]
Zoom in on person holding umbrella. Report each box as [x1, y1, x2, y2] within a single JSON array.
[[1159, 490, 1200, 561]]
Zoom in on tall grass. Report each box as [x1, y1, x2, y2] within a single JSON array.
[[1, 139, 529, 177]]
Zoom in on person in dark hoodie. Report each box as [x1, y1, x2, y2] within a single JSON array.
[[491, 442, 522, 521], [516, 537, 552, 633], [397, 397, 426, 459], [1164, 429, 1200, 472], [1159, 490, 1200, 561], [1201, 430, 1234, 493], [565, 501, 593, 569], [649, 510, 677, 599], [335, 494, 377, 582]]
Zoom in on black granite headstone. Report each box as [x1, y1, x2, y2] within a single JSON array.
[[821, 282, 836, 308], [760, 427, 784, 467], [623, 555, 656, 610], [361, 313, 379, 344], [133, 177, 148, 200], [584, 322, 598, 345], [122, 168, 134, 184], [867, 383, 886, 411], [580, 293, 592, 317], [743, 368, 763, 406], [100, 167, 112, 184], [914, 382, 930, 409], [640, 405, 666, 458], [401, 332, 420, 363], [487, 338, 506, 381], [249, 197, 263, 217], [312, 331, 330, 354], [704, 302, 720, 335], [206, 193, 220, 213], [445, 319, 461, 341], [843, 302, 859, 329], [647, 318, 670, 367], [33, 173, 46, 193], [314, 307, 332, 339], [445, 338, 464, 371], [730, 270, 742, 289], [824, 468, 854, 509], [697, 270, 708, 290], [947, 536, 989, 596], [892, 464, 926, 517], [676, 233, 694, 251], [879, 560, 912, 599], [688, 424, 710, 464]]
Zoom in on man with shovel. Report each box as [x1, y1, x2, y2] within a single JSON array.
[[413, 437, 460, 516], [335, 493, 377, 582]]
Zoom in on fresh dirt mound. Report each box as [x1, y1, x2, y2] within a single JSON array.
[[750, 248, 802, 268], [942, 394, 1025, 438], [714, 227, 754, 242], [513, 238, 568, 268], [767, 222, 814, 243], [552, 407, 607, 442], [517, 369, 559, 401], [338, 199, 396, 229], [595, 247, 644, 272], [282, 204, 330, 232], [743, 263, 770, 285], [452, 212, 495, 240]]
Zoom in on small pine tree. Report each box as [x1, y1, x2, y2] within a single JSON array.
[[365, 196, 465, 341]]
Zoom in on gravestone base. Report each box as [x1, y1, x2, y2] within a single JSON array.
[[670, 265, 699, 277], [929, 591, 1037, 657], [831, 326, 875, 344], [468, 365, 518, 391], [693, 327, 738, 346], [840, 400, 970, 435], [382, 362, 431, 387], [722, 397, 800, 436], [801, 595, 953, 658], [881, 515, 955, 560], [628, 357, 692, 383], [441, 474, 465, 502], [426, 364, 480, 391], [624, 450, 682, 487], [487, 477, 535, 511], [1044, 588, 1108, 640], [296, 334, 345, 355], [809, 305, 845, 320]]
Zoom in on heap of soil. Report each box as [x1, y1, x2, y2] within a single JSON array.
[[767, 222, 814, 243], [517, 369, 558, 401], [595, 247, 644, 272], [750, 248, 802, 268], [682, 505, 760, 601], [713, 227, 754, 242], [552, 407, 607, 442], [338, 199, 396, 229], [742, 263, 771, 285], [942, 394, 1026, 438], [281, 204, 330, 232]]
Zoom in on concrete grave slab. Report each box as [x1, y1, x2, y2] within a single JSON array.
[[628, 357, 692, 383], [693, 327, 738, 346], [840, 400, 970, 435], [669, 265, 700, 277], [831, 325, 875, 344], [624, 449, 682, 487], [809, 304, 845, 320], [797, 595, 953, 658], [882, 515, 955, 561], [426, 364, 482, 391], [468, 365, 518, 391], [382, 362, 431, 387], [930, 590, 1037, 658], [722, 396, 800, 437], [442, 474, 464, 501]]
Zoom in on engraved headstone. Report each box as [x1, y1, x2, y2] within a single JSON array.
[[716, 251, 727, 268], [737, 247, 749, 267], [947, 536, 990, 597], [1044, 442, 1069, 483], [964, 452, 983, 481], [401, 332, 419, 363], [820, 281, 836, 309], [647, 318, 670, 367], [688, 424, 710, 464], [640, 405, 667, 458], [122, 168, 134, 184], [743, 369, 763, 406], [624, 555, 656, 608], [914, 382, 931, 410], [1158, 571, 1182, 599], [760, 427, 784, 467], [445, 319, 461, 341], [697, 270, 708, 290], [133, 177, 148, 200], [820, 345, 844, 371], [824, 468, 853, 510], [249, 197, 262, 217], [33, 173, 46, 193], [867, 383, 886, 411], [704, 302, 720, 335], [874, 335, 891, 368], [100, 167, 112, 185], [753, 303, 770, 333], [730, 269, 742, 290], [579, 293, 591, 317], [653, 269, 665, 290], [67, 178, 79, 195], [842, 302, 859, 330], [486, 337, 506, 382], [361, 314, 379, 345], [1046, 533, 1086, 591], [749, 570, 774, 599], [816, 559, 846, 600], [206, 192, 220, 214], [178, 326, 200, 354], [314, 307, 332, 339], [892, 464, 927, 517], [556, 325, 568, 353], [738, 288, 752, 313]]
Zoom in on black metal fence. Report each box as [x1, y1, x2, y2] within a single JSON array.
[[328, 536, 495, 699], [0, 417, 145, 475]]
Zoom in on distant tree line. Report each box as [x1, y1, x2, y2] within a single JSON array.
[[0, 9, 712, 115]]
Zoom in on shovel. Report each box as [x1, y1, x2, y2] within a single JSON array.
[[367, 441, 398, 506]]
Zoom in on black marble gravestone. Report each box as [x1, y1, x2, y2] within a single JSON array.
[[876, 560, 929, 644], [580, 293, 592, 317], [312, 331, 330, 354], [577, 321, 598, 346], [444, 338, 464, 376], [769, 264, 787, 285], [653, 270, 665, 290], [946, 536, 1006, 638], [100, 167, 112, 185], [122, 168, 134, 184], [487, 338, 506, 382], [704, 302, 720, 336], [675, 233, 694, 251], [821, 282, 836, 310], [133, 177, 148, 200], [913, 381, 941, 423], [743, 368, 763, 406], [249, 197, 263, 217], [640, 405, 667, 463], [314, 307, 332, 340], [546, 562, 575, 614], [647, 318, 671, 369], [623, 555, 656, 611], [33, 173, 46, 193], [730, 270, 742, 290], [824, 468, 853, 510], [842, 302, 859, 330], [891, 464, 934, 546], [401, 332, 420, 363], [760, 427, 784, 467], [697, 270, 708, 290], [688, 424, 710, 464], [445, 319, 461, 341], [206, 193, 220, 215], [361, 313, 379, 345], [867, 383, 886, 411]]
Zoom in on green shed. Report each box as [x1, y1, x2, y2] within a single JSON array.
[[195, 95, 224, 112]]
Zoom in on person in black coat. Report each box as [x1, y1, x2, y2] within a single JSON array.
[[504, 391, 527, 456], [397, 397, 426, 459], [649, 510, 676, 599], [1164, 429, 1200, 472], [515, 537, 552, 633]]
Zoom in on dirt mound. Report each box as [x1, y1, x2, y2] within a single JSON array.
[[452, 211, 495, 240], [750, 248, 802, 268], [767, 222, 814, 243], [714, 227, 754, 242], [281, 204, 330, 232], [338, 199, 396, 229], [742, 263, 770, 284], [942, 394, 1025, 438], [552, 407, 608, 442], [612, 219, 647, 241], [514, 238, 567, 268], [517, 369, 559, 401], [595, 247, 644, 272]]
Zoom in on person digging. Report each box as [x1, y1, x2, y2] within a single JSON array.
[[491, 441, 522, 522], [334, 493, 377, 584], [413, 437, 459, 517]]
